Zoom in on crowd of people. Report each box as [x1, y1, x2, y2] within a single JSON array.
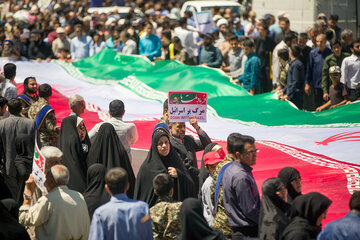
[[0, 1, 359, 111], [0, 65, 360, 239], [0, 0, 360, 240]]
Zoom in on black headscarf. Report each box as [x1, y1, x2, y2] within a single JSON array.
[[0, 174, 12, 201], [83, 164, 110, 219], [180, 198, 226, 240], [134, 128, 196, 207], [86, 123, 135, 197], [259, 178, 291, 240], [0, 201, 30, 240], [58, 116, 88, 193], [1, 198, 19, 219], [281, 192, 332, 240], [199, 143, 219, 193], [278, 167, 302, 203], [14, 134, 34, 205]]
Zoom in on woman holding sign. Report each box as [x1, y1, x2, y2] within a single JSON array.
[[134, 123, 196, 207]]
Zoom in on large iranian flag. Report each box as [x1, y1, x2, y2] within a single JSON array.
[[5, 49, 360, 225]]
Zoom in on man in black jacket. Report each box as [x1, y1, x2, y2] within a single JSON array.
[[28, 30, 53, 62], [169, 117, 211, 194]]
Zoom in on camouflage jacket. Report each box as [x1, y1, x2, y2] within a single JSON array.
[[150, 196, 182, 240], [19, 92, 38, 118], [211, 155, 235, 239], [28, 98, 59, 146], [157, 117, 169, 125], [279, 61, 289, 88]]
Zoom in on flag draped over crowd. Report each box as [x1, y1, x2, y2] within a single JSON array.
[[4, 49, 360, 225]]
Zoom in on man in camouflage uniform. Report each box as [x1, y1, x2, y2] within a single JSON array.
[[211, 154, 235, 239], [150, 173, 182, 240], [211, 133, 246, 239], [17, 76, 38, 118], [28, 83, 59, 146]]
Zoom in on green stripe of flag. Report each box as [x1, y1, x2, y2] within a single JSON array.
[[68, 49, 360, 127]]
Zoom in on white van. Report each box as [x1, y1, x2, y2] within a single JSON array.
[[180, 1, 244, 17]]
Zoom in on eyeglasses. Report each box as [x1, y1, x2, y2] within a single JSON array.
[[246, 149, 259, 155]]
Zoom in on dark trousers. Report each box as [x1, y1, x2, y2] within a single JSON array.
[[14, 159, 32, 205], [313, 87, 324, 108], [232, 225, 258, 240], [349, 89, 359, 102]]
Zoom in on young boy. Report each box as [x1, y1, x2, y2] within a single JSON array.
[[316, 66, 350, 112], [236, 38, 261, 94], [150, 173, 182, 240], [278, 48, 290, 89], [201, 149, 225, 226]]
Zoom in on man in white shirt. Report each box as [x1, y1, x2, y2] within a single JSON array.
[[244, 11, 258, 37], [89, 99, 138, 161], [341, 38, 360, 101], [52, 27, 71, 58], [120, 31, 137, 55], [272, 32, 297, 87], [70, 24, 94, 60], [1, 63, 17, 100], [174, 17, 197, 59], [19, 164, 90, 240]]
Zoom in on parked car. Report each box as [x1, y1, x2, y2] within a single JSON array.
[[180, 0, 244, 17]]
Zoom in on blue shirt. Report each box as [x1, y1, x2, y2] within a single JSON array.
[[89, 194, 153, 240], [139, 34, 161, 61], [222, 161, 260, 228], [317, 211, 360, 240], [233, 26, 245, 37], [105, 37, 117, 51], [238, 53, 261, 91], [269, 23, 282, 35], [284, 59, 305, 99], [305, 47, 332, 89], [70, 35, 94, 60], [90, 0, 103, 7], [199, 45, 223, 68]]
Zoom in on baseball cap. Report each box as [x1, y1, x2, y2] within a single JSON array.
[[203, 151, 225, 166], [329, 66, 341, 74], [264, 14, 273, 20]]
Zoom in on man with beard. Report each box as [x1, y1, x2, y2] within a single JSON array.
[[199, 33, 223, 68], [28, 84, 59, 147], [168, 117, 211, 194], [17, 77, 38, 118], [28, 30, 53, 62], [52, 27, 71, 59]]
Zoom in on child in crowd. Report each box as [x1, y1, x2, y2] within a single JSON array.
[[201, 149, 225, 226], [316, 66, 350, 112], [58, 48, 71, 63], [278, 48, 290, 89]]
